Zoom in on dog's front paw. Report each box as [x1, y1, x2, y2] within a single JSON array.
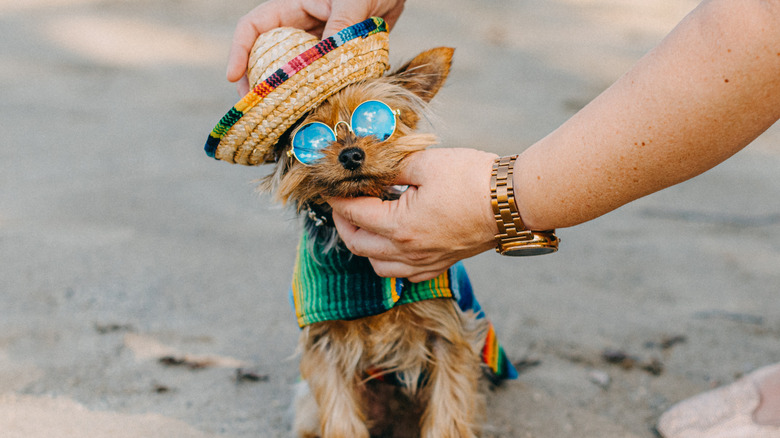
[[292, 381, 320, 438]]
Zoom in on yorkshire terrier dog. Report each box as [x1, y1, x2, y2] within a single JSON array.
[[264, 49, 513, 437], [205, 18, 516, 438]]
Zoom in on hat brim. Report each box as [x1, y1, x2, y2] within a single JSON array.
[[205, 17, 389, 165]]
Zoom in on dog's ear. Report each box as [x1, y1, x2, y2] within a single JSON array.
[[391, 47, 454, 102]]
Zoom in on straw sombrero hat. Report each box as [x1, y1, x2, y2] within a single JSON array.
[[204, 17, 390, 165]]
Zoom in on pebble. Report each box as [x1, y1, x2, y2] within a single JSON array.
[[588, 370, 611, 389]]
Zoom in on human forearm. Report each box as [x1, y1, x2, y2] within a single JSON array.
[[328, 0, 780, 280], [515, 0, 780, 230]]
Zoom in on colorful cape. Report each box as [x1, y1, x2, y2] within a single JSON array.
[[290, 231, 518, 381]]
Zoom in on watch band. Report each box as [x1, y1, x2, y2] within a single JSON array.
[[490, 155, 559, 256]]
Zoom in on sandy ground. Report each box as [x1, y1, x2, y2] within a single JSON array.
[[2, 0, 779, 436]]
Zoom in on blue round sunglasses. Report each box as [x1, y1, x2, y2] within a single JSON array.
[[288, 100, 400, 165]]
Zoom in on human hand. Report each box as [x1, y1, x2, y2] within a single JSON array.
[[226, 0, 406, 95], [329, 148, 500, 282]]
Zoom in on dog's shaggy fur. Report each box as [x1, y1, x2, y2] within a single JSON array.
[[260, 47, 496, 438]]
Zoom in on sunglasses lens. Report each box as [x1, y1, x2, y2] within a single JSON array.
[[291, 122, 335, 164], [351, 100, 396, 141]]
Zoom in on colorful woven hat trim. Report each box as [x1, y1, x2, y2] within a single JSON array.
[[205, 17, 388, 158]]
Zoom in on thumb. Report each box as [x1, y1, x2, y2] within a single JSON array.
[[322, 1, 370, 38], [392, 150, 432, 187]]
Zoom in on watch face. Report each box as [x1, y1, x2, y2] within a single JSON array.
[[501, 232, 559, 256], [503, 245, 557, 256]]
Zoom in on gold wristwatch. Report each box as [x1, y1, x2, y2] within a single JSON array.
[[490, 155, 559, 256]]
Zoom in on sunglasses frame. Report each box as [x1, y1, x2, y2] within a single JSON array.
[[287, 100, 400, 165]]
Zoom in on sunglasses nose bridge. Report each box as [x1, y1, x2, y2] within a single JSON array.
[[333, 120, 352, 136]]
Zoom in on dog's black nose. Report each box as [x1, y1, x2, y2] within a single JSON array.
[[338, 147, 365, 171]]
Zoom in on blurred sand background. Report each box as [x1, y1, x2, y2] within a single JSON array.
[[1, 0, 778, 436]]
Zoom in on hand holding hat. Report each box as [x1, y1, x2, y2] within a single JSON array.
[[227, 0, 406, 95]]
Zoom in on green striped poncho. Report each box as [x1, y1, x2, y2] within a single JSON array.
[[290, 231, 518, 381]]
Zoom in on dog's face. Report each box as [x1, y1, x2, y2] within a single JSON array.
[[260, 47, 454, 206]]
